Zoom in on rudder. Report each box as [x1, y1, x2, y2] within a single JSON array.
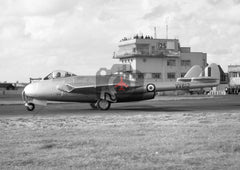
[[200, 63, 220, 80]]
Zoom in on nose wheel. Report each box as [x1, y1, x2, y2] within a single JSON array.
[[25, 103, 35, 111]]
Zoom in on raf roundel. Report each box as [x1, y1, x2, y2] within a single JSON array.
[[146, 83, 156, 92]]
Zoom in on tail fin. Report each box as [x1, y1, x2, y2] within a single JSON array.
[[191, 63, 220, 85], [177, 65, 202, 82], [184, 65, 202, 78], [177, 63, 220, 85]]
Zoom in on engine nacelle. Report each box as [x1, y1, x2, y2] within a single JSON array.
[[116, 92, 155, 102]]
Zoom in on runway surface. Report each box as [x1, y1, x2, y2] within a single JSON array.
[[1, 95, 240, 116]]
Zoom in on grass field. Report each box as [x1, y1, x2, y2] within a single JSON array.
[[1, 111, 240, 170]]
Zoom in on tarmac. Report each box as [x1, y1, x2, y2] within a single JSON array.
[[1, 95, 240, 116]]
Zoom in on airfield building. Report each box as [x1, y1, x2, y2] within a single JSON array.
[[113, 36, 207, 82], [226, 65, 240, 94]]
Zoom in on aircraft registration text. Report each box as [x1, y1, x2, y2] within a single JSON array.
[[175, 83, 190, 89]]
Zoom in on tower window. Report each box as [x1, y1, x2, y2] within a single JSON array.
[[152, 73, 161, 79], [181, 60, 191, 66], [151, 46, 155, 54], [167, 72, 176, 79], [167, 59, 176, 66], [137, 73, 145, 79], [181, 73, 186, 77]]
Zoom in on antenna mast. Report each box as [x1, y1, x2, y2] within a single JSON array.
[[154, 27, 157, 39], [165, 17, 169, 39], [166, 24, 168, 39]]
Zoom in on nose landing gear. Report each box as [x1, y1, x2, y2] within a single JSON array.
[[22, 90, 35, 111], [25, 103, 35, 111]]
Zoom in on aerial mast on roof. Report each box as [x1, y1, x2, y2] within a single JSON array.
[[166, 24, 168, 39], [154, 27, 157, 39], [165, 16, 169, 39]]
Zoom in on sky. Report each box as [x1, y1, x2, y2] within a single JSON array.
[[0, 0, 240, 82]]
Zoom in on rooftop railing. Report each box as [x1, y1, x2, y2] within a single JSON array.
[[114, 50, 180, 58]]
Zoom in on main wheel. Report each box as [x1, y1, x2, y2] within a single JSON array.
[[97, 99, 111, 110], [90, 103, 98, 109], [25, 103, 35, 111]]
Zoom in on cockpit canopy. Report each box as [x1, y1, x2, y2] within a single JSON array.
[[43, 70, 77, 80]]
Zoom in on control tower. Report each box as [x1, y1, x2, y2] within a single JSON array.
[[113, 35, 207, 82]]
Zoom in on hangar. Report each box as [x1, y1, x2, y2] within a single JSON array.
[[0, 83, 15, 90]]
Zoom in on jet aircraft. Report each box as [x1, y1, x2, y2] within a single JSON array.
[[22, 63, 220, 111]]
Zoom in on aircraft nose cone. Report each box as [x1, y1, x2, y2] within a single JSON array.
[[24, 83, 35, 97]]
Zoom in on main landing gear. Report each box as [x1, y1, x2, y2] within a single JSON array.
[[22, 91, 35, 111], [25, 103, 35, 111], [90, 99, 111, 110]]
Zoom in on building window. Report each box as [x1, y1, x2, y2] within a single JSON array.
[[181, 60, 191, 66], [151, 46, 155, 54], [181, 73, 186, 77], [167, 72, 176, 79], [137, 73, 145, 79], [152, 73, 161, 79], [232, 72, 239, 77], [167, 59, 176, 66]]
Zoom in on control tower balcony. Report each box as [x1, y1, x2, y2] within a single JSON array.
[[113, 38, 181, 59]]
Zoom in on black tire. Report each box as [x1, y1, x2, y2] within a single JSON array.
[[26, 103, 35, 111], [97, 99, 111, 110]]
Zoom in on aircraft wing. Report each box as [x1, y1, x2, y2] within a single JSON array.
[[57, 84, 98, 94], [57, 83, 142, 94], [58, 84, 118, 94]]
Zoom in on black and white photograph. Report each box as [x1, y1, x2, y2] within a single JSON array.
[[1, 0, 240, 169]]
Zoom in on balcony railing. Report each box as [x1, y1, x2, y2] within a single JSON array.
[[113, 50, 180, 58]]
